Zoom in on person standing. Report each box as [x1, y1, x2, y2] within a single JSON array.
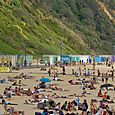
[[48, 69, 51, 77], [4, 60, 7, 67], [76, 97, 80, 106], [111, 66, 114, 81], [82, 99, 88, 115], [62, 66, 65, 75], [83, 68, 87, 76], [67, 102, 72, 111], [92, 62, 95, 70], [106, 58, 108, 66], [102, 73, 104, 83], [87, 69, 90, 76], [72, 69, 74, 75], [105, 73, 108, 83], [78, 67, 82, 76], [97, 69, 101, 77], [90, 99, 97, 115]]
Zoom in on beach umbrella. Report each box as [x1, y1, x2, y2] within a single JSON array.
[[100, 83, 114, 88], [39, 78, 51, 83]]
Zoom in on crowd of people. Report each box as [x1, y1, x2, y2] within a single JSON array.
[[0, 62, 115, 115]]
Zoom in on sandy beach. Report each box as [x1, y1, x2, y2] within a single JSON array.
[[0, 64, 115, 115]]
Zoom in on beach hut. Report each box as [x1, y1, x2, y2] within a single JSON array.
[[43, 55, 60, 65], [94, 55, 112, 63], [22, 55, 33, 67], [61, 55, 71, 64], [43, 55, 50, 64], [94, 56, 103, 63], [0, 55, 33, 67], [111, 55, 115, 62], [70, 55, 80, 63], [76, 55, 90, 63]]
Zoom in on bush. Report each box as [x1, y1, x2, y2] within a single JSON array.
[[0, 0, 4, 5], [11, 0, 20, 6]]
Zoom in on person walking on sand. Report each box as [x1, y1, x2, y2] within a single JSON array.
[[9, 61, 12, 73], [97, 69, 101, 77], [72, 69, 74, 75], [78, 67, 82, 76], [111, 70, 114, 81], [111, 66, 114, 81], [92, 62, 95, 70], [102, 73, 104, 83], [48, 69, 51, 77], [105, 73, 108, 83], [62, 66, 66, 75]]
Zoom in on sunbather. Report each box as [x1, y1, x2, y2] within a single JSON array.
[[2, 99, 17, 105]]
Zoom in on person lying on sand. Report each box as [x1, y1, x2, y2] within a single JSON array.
[[2, 88, 12, 98], [24, 99, 38, 105], [33, 87, 46, 93], [53, 76, 64, 81], [68, 80, 82, 85], [3, 105, 16, 114], [73, 94, 86, 97], [51, 93, 60, 99], [50, 85, 68, 91], [12, 80, 27, 86], [5, 87, 32, 96], [25, 88, 33, 96], [88, 82, 96, 90], [1, 99, 18, 105]]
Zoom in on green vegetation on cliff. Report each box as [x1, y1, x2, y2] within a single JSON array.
[[0, 0, 115, 55]]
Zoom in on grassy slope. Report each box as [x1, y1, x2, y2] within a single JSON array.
[[48, 0, 115, 54], [0, 0, 115, 56]]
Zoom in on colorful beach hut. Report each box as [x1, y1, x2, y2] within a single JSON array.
[[76, 55, 90, 63], [61, 55, 71, 64], [43, 55, 60, 65], [70, 55, 80, 63]]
